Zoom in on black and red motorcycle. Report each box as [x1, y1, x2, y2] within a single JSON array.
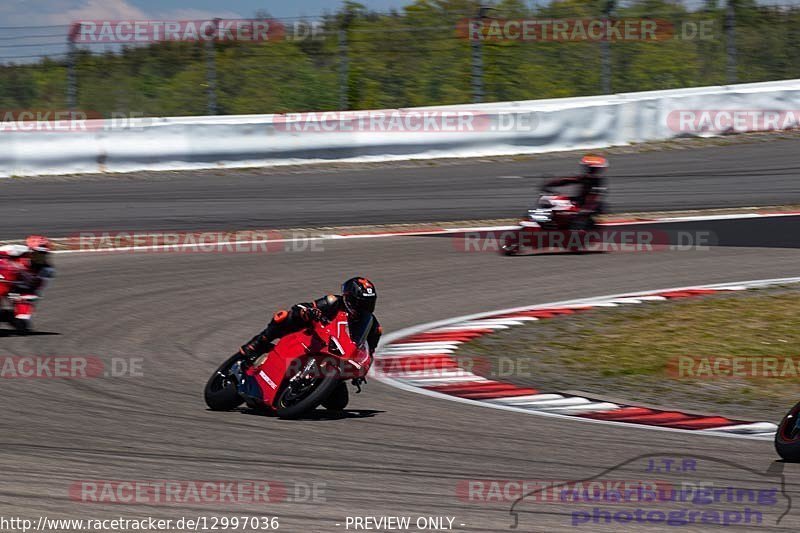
[[500, 193, 597, 256]]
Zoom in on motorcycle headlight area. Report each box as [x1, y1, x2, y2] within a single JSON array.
[[328, 336, 345, 356]]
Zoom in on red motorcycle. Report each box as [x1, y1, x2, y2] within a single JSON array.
[[0, 248, 39, 334], [500, 194, 596, 256], [204, 310, 373, 418]]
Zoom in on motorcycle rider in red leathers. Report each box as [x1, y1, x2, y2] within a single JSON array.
[[236, 277, 381, 409], [0, 236, 55, 331], [0, 236, 55, 294], [239, 277, 381, 361]]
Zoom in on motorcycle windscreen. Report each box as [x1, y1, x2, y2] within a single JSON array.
[[348, 314, 374, 349]]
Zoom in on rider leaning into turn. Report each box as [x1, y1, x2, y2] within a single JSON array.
[[0, 235, 55, 296], [542, 154, 609, 222], [238, 276, 382, 365]]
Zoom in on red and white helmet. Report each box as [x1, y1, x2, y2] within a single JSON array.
[[580, 154, 608, 175]]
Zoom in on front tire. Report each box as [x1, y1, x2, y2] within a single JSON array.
[[275, 359, 341, 419], [500, 232, 521, 256], [775, 400, 800, 461], [12, 318, 31, 334], [322, 382, 349, 410], [204, 354, 245, 411]]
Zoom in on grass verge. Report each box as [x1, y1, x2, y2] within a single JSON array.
[[461, 285, 800, 420]]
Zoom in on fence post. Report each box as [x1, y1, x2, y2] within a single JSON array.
[[472, 6, 491, 103], [725, 0, 737, 83], [601, 1, 615, 94], [205, 18, 220, 115], [67, 23, 80, 111], [339, 29, 349, 110]]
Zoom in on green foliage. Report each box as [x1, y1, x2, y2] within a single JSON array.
[[0, 0, 797, 116]]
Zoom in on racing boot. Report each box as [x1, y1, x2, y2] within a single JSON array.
[[238, 333, 273, 369]]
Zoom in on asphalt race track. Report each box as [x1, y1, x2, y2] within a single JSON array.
[[2, 139, 800, 239], [3, 141, 800, 532], [2, 227, 800, 532]]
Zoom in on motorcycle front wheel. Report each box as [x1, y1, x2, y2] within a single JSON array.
[[12, 318, 31, 334], [275, 359, 340, 419], [500, 232, 521, 256], [775, 400, 800, 461], [321, 382, 350, 410]]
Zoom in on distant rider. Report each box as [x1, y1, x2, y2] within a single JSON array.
[[542, 154, 608, 227], [0, 235, 55, 296]]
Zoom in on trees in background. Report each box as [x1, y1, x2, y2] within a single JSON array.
[[1, 0, 798, 116]]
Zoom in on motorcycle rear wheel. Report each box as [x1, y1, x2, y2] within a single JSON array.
[[204, 354, 245, 411], [775, 400, 800, 461]]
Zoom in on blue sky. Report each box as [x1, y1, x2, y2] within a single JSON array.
[[141, 1, 409, 19], [0, 0, 414, 61], [0, 0, 412, 27]]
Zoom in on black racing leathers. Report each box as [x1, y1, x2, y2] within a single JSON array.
[[543, 174, 606, 213], [239, 294, 381, 359]]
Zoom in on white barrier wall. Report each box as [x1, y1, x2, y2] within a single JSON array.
[[4, 79, 800, 177]]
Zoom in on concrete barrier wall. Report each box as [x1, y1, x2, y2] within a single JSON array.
[[3, 78, 800, 177]]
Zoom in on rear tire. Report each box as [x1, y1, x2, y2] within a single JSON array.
[[204, 354, 245, 411], [275, 361, 340, 419], [776, 401, 800, 461], [322, 382, 349, 410]]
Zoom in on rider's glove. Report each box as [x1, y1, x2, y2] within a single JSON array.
[[303, 306, 324, 323]]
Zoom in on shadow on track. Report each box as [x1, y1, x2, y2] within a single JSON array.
[[236, 408, 383, 421], [0, 329, 60, 337]]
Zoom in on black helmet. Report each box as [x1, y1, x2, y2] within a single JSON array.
[[341, 277, 377, 318]]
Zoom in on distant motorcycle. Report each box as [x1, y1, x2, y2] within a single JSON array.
[[775, 401, 800, 461], [500, 193, 597, 256], [204, 310, 373, 419], [0, 247, 40, 334]]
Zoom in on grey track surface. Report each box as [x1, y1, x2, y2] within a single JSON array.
[[2, 139, 800, 239], [3, 228, 800, 531]]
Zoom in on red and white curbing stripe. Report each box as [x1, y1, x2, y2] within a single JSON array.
[[375, 277, 800, 440]]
